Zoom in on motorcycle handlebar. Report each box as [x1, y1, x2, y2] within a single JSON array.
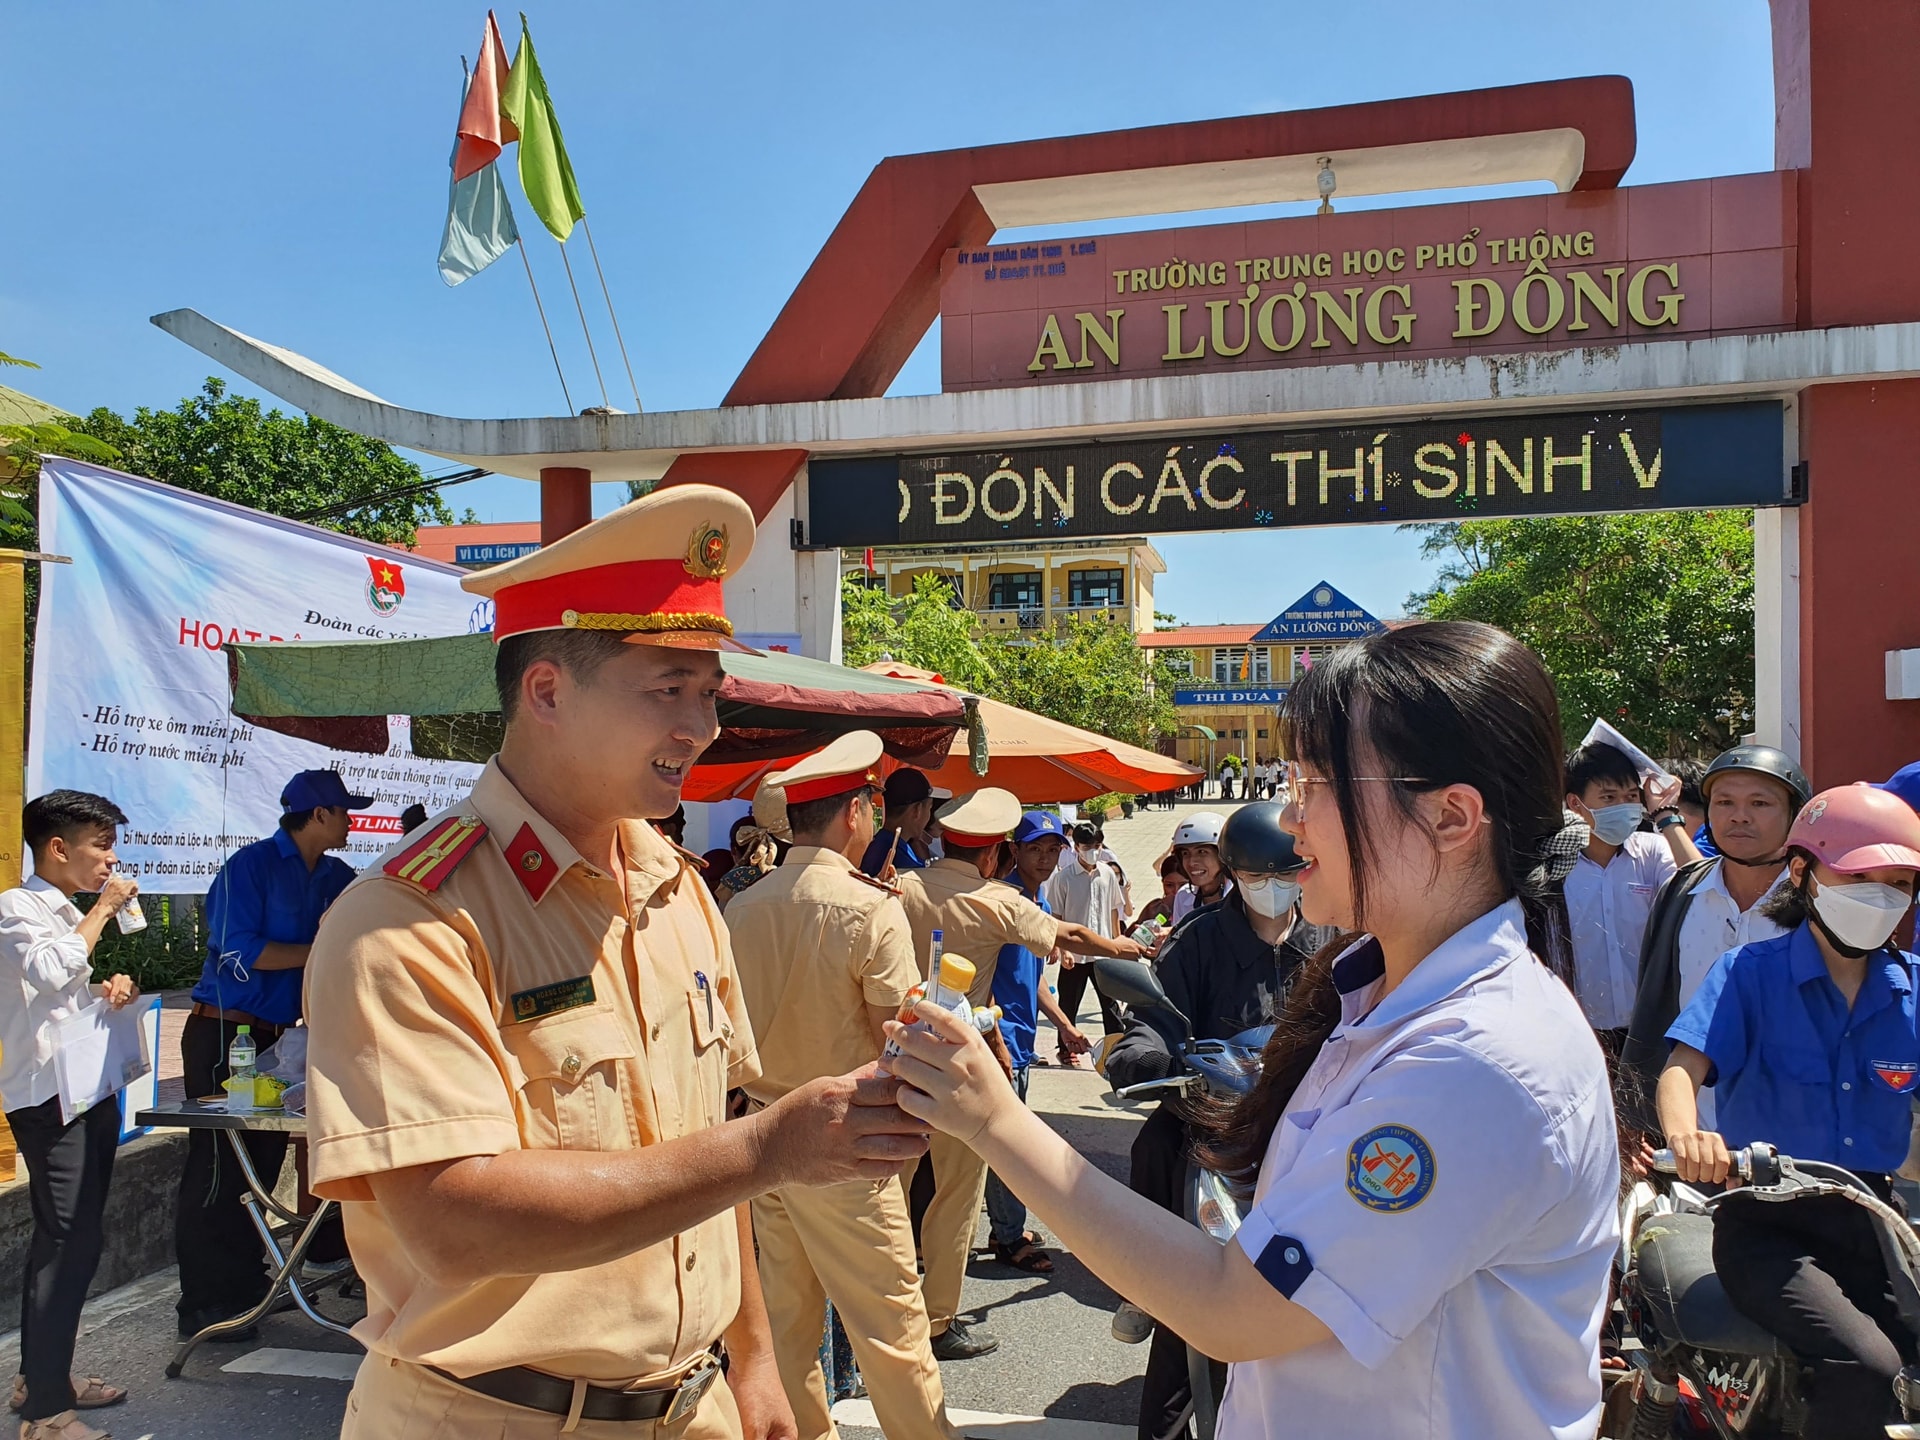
[[1649, 1142, 1782, 1186]]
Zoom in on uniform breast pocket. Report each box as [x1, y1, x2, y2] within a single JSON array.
[[501, 1010, 637, 1152], [690, 986, 735, 1128], [1762, 1042, 1833, 1087]]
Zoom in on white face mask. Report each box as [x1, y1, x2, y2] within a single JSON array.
[[1810, 879, 1912, 952], [1587, 802, 1646, 846], [1238, 874, 1300, 919]]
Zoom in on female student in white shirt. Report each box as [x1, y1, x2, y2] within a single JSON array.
[[885, 621, 1621, 1439]]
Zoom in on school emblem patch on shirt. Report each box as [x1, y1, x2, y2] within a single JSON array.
[[1347, 1125, 1436, 1213], [1874, 1061, 1919, 1092]]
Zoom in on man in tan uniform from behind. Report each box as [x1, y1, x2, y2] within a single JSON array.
[[896, 788, 1146, 1359], [304, 487, 930, 1439], [727, 732, 958, 1440]]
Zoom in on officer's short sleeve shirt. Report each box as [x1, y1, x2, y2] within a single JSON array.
[[725, 845, 921, 1104], [304, 760, 759, 1385], [897, 859, 1059, 1003]]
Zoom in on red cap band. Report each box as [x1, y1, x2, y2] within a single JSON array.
[[940, 828, 1005, 848], [491, 559, 727, 640], [782, 772, 878, 805]]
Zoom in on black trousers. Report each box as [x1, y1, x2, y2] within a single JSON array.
[[1056, 963, 1122, 1040], [8, 1096, 120, 1422], [1129, 1104, 1216, 1440], [1714, 1189, 1912, 1440]]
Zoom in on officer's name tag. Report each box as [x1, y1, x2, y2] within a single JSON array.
[[510, 975, 597, 1022]]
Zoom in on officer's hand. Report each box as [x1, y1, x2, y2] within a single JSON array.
[[728, 1347, 798, 1440], [884, 999, 1023, 1148], [96, 873, 139, 916], [1669, 1128, 1732, 1186], [761, 1066, 930, 1187]]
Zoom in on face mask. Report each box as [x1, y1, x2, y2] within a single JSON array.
[[1588, 803, 1646, 846], [1810, 878, 1911, 953], [1238, 874, 1300, 919], [1076, 845, 1100, 863]]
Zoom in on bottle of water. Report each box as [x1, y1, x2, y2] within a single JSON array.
[[226, 1025, 257, 1114], [883, 932, 980, 1061]]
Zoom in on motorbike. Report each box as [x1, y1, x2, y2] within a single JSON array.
[[1616, 1144, 1920, 1439], [1093, 956, 1269, 1440]]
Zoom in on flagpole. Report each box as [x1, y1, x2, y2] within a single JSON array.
[[579, 217, 642, 413], [518, 238, 574, 414], [556, 240, 611, 410]]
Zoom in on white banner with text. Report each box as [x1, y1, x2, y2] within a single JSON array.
[[28, 459, 486, 891]]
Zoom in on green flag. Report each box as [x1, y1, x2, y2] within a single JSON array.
[[502, 15, 585, 242]]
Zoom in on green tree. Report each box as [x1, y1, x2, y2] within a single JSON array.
[[841, 576, 1178, 748], [1406, 512, 1755, 757], [72, 378, 453, 544], [841, 574, 997, 692]]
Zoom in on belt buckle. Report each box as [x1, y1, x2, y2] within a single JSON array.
[[661, 1356, 719, 1425]]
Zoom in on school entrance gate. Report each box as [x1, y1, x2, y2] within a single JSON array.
[[162, 1, 1920, 790]]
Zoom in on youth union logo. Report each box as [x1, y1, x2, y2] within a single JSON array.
[[366, 556, 406, 617]]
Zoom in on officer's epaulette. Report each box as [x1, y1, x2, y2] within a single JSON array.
[[849, 868, 902, 897], [383, 814, 488, 891]]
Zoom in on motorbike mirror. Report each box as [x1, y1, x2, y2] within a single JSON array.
[[1093, 957, 1190, 1033]]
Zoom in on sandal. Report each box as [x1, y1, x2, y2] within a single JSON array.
[[9, 1380, 124, 1415], [18, 1412, 111, 1440], [1056, 1045, 1085, 1070], [991, 1238, 1055, 1273]]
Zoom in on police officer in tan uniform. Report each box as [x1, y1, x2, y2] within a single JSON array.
[[896, 788, 1145, 1359], [726, 732, 958, 1440], [304, 486, 930, 1439]]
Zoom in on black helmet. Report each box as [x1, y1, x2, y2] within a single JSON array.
[[1701, 744, 1811, 814], [1218, 802, 1305, 874]]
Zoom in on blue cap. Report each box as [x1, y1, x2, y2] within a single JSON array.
[[1880, 761, 1920, 815], [1010, 810, 1068, 844], [280, 769, 374, 812]]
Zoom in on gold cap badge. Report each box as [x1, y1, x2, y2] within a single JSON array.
[[684, 523, 731, 580]]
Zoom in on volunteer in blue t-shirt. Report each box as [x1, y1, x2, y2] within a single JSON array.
[[175, 768, 368, 1337], [1660, 783, 1920, 1440], [983, 809, 1091, 1273]]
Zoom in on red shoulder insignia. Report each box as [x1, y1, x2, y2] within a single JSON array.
[[849, 868, 902, 897], [383, 814, 488, 891]]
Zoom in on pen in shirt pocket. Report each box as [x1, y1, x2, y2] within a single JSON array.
[[695, 970, 714, 1030]]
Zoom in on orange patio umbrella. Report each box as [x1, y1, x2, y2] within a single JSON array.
[[859, 662, 1200, 803]]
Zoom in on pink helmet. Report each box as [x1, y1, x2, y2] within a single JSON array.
[[1786, 782, 1920, 873]]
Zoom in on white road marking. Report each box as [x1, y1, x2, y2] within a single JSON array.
[[831, 1398, 1131, 1440], [221, 1346, 363, 1382]]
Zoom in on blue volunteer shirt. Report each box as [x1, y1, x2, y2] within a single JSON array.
[[1667, 922, 1920, 1172], [990, 880, 1052, 1071], [191, 828, 357, 1025], [859, 830, 928, 879]]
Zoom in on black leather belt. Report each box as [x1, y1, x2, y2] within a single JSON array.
[[430, 1350, 720, 1424]]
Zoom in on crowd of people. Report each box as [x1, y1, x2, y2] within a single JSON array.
[[4, 483, 1920, 1440]]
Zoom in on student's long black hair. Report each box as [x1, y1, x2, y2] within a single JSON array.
[[1199, 621, 1574, 1182]]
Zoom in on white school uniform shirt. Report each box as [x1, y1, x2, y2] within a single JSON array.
[[1675, 863, 1789, 1129], [1563, 831, 1675, 1030], [1223, 899, 1620, 1440], [0, 877, 97, 1111]]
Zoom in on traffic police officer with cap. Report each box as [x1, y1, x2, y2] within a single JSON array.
[[304, 486, 930, 1439], [896, 788, 1145, 1358], [726, 732, 959, 1440]]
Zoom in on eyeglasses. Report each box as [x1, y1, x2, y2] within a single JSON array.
[[1280, 761, 1434, 814]]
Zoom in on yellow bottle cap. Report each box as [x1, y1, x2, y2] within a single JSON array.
[[938, 954, 976, 993]]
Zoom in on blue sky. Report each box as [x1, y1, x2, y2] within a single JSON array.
[[3, 2, 1775, 623]]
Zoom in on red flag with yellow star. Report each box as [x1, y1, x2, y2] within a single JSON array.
[[367, 555, 406, 616]]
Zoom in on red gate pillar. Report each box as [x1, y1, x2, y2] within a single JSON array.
[[1774, 0, 1920, 785], [540, 466, 593, 545]]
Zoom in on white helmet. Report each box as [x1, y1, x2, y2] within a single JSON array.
[[1171, 812, 1226, 848]]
